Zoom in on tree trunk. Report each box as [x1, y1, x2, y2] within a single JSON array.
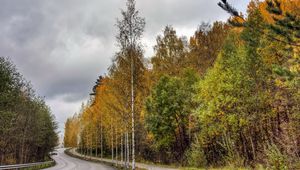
[[121, 133, 123, 166], [96, 127, 98, 157], [112, 124, 114, 163], [100, 121, 103, 160], [101, 116, 103, 160], [116, 130, 118, 166], [90, 131, 93, 157], [249, 135, 256, 160], [125, 132, 127, 168], [126, 131, 130, 169], [131, 49, 136, 170]]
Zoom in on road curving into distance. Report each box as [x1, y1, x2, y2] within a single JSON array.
[[44, 148, 115, 170]]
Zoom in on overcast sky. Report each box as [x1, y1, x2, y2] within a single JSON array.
[[1, 0, 250, 136]]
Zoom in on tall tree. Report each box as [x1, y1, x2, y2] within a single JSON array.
[[115, 0, 145, 169], [146, 70, 199, 164]]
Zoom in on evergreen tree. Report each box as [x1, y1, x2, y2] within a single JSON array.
[[265, 0, 300, 47]]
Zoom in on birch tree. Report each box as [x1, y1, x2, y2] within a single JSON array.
[[115, 0, 145, 169]]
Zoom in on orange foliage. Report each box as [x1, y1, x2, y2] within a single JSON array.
[[258, 0, 300, 23]]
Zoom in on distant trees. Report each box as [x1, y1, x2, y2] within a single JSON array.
[[64, 114, 80, 147], [0, 57, 58, 165]]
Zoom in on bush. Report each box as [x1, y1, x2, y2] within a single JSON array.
[[186, 139, 207, 168], [265, 144, 289, 170]]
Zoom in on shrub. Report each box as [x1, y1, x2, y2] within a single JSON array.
[[186, 138, 207, 168], [265, 144, 288, 170]]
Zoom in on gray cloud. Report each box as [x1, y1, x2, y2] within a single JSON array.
[[0, 0, 250, 135]]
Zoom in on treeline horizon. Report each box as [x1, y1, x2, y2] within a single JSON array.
[[64, 0, 300, 169], [0, 57, 58, 165]]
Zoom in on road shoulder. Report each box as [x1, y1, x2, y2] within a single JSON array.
[[66, 148, 179, 170]]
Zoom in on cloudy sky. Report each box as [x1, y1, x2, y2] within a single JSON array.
[[1, 0, 250, 136]]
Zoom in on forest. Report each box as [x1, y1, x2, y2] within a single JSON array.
[[64, 0, 300, 169], [0, 57, 58, 165]]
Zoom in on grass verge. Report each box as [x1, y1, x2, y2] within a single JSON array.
[[21, 160, 55, 170]]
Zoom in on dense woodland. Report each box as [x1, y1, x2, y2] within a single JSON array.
[[0, 57, 58, 165], [64, 0, 300, 169]]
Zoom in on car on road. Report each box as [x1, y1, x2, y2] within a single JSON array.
[[49, 152, 58, 156]]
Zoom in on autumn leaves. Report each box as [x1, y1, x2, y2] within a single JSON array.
[[64, 0, 300, 169]]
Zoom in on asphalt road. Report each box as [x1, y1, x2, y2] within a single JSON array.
[[69, 148, 178, 170], [44, 148, 115, 170]]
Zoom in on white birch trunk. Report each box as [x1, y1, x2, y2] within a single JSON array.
[[101, 115, 103, 160], [121, 133, 123, 166], [96, 127, 98, 157], [111, 121, 114, 162], [116, 130, 118, 166], [131, 48, 135, 170], [126, 131, 130, 169]]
